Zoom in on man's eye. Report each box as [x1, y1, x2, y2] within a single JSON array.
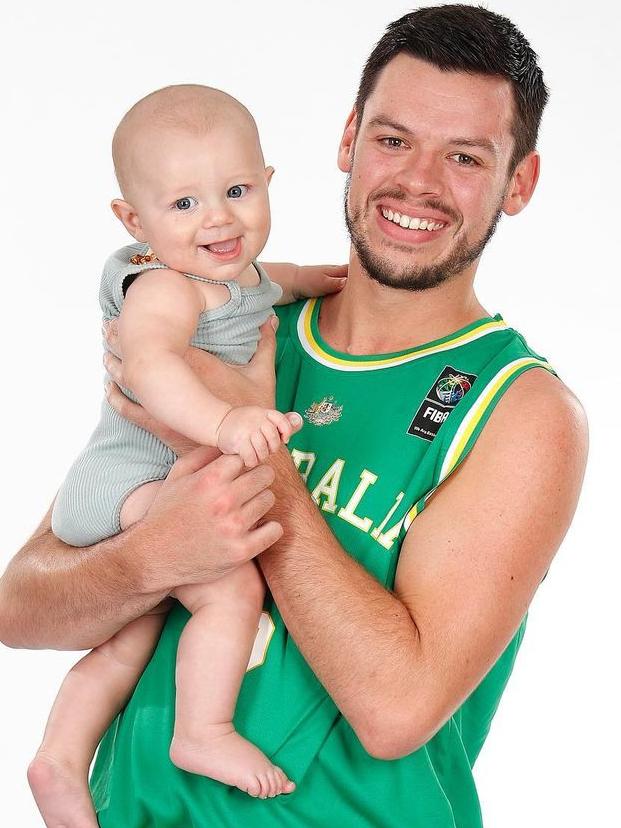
[[452, 153, 477, 166], [227, 184, 249, 199], [174, 197, 198, 210], [381, 137, 405, 149]]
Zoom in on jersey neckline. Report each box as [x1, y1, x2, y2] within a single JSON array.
[[294, 297, 508, 372]]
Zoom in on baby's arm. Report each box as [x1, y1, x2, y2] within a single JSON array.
[[119, 270, 299, 466], [119, 268, 231, 445], [262, 262, 347, 304]]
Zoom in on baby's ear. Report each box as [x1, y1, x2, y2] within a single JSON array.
[[265, 166, 275, 186], [111, 199, 147, 242]]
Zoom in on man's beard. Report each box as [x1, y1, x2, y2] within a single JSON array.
[[343, 175, 502, 292]]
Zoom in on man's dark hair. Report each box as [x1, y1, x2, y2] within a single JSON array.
[[355, 5, 549, 171]]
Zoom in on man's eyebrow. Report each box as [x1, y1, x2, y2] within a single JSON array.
[[365, 116, 498, 156], [366, 116, 416, 138], [449, 137, 498, 156]]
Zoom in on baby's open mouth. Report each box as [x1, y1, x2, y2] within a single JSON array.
[[200, 237, 241, 259]]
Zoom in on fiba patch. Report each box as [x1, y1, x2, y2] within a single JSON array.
[[407, 365, 477, 442]]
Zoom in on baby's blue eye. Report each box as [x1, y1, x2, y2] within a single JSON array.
[[174, 197, 197, 210], [227, 185, 248, 199]]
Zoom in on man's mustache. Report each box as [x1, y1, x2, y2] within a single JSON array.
[[370, 189, 462, 226]]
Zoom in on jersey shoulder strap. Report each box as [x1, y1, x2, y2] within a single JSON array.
[[404, 329, 557, 528]]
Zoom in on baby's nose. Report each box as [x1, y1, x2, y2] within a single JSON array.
[[202, 201, 234, 228]]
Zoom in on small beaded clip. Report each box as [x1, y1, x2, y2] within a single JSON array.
[[129, 248, 159, 266]]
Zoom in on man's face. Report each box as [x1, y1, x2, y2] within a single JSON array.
[[339, 54, 523, 291]]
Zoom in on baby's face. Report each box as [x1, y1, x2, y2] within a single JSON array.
[[127, 125, 272, 280]]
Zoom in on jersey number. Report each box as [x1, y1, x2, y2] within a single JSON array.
[[246, 611, 275, 672]]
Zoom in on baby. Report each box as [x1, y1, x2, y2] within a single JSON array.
[[27, 85, 345, 828]]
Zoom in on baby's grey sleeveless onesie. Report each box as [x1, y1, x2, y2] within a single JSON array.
[[51, 243, 282, 547]]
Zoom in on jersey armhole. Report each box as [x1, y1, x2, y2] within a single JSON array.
[[402, 358, 556, 532]]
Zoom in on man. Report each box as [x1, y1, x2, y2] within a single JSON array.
[[0, 6, 587, 827]]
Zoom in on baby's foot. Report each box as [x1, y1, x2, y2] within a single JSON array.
[[170, 725, 295, 798], [27, 750, 99, 828]]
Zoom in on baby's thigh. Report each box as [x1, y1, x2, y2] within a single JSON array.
[[173, 561, 265, 615], [120, 479, 164, 530], [52, 400, 176, 546]]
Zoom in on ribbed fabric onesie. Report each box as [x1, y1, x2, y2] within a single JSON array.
[[51, 242, 282, 547]]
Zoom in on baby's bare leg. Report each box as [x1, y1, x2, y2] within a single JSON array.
[[28, 611, 166, 828], [170, 562, 295, 799], [28, 480, 165, 828]]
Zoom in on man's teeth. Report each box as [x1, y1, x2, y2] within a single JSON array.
[[381, 208, 445, 231]]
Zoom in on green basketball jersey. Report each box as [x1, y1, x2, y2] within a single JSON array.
[[92, 298, 555, 827]]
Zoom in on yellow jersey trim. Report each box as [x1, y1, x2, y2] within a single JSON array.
[[297, 299, 509, 372], [403, 357, 552, 531]]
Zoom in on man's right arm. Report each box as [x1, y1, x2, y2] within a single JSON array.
[[0, 450, 282, 651], [0, 504, 169, 650]]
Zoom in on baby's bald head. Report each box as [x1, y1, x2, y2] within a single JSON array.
[[112, 84, 262, 201]]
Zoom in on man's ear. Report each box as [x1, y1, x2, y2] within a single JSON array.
[[110, 199, 147, 242], [337, 108, 358, 173], [502, 151, 540, 216], [265, 165, 275, 186]]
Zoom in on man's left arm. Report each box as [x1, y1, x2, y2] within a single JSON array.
[[260, 369, 588, 759]]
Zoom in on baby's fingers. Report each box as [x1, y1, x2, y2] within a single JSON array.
[[260, 420, 282, 454], [251, 431, 270, 465], [240, 438, 260, 469], [266, 410, 303, 444]]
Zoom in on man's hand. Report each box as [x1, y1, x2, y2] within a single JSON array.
[[0, 447, 283, 649], [139, 448, 283, 591]]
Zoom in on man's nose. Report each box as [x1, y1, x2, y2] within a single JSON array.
[[395, 151, 444, 198]]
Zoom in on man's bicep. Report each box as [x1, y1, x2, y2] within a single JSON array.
[[393, 371, 587, 730]]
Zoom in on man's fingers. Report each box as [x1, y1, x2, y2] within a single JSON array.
[[167, 446, 224, 481], [240, 489, 276, 530], [265, 410, 303, 443], [245, 519, 284, 558], [226, 463, 275, 508], [103, 351, 124, 385], [102, 319, 122, 357], [106, 382, 145, 422], [287, 411, 304, 433]]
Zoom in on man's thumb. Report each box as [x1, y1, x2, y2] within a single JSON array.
[[252, 314, 278, 366]]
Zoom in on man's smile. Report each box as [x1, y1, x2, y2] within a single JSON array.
[[376, 206, 449, 245]]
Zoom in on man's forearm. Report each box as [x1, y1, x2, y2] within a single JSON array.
[[259, 449, 423, 757], [1, 452, 283, 652], [0, 509, 168, 650]]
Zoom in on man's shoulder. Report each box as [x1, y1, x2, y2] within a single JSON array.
[[478, 368, 588, 468]]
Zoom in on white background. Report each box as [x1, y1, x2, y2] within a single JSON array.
[[1, 1, 619, 825]]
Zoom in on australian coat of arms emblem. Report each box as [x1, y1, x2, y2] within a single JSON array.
[[304, 396, 343, 426]]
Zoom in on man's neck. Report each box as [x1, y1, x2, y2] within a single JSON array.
[[318, 252, 489, 355]]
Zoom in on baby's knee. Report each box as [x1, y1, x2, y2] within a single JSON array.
[[174, 562, 265, 615], [233, 561, 266, 613]]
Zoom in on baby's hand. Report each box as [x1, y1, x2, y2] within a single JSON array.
[[293, 264, 348, 300], [216, 406, 303, 468]]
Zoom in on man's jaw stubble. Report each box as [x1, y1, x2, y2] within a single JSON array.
[[343, 174, 503, 292]]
